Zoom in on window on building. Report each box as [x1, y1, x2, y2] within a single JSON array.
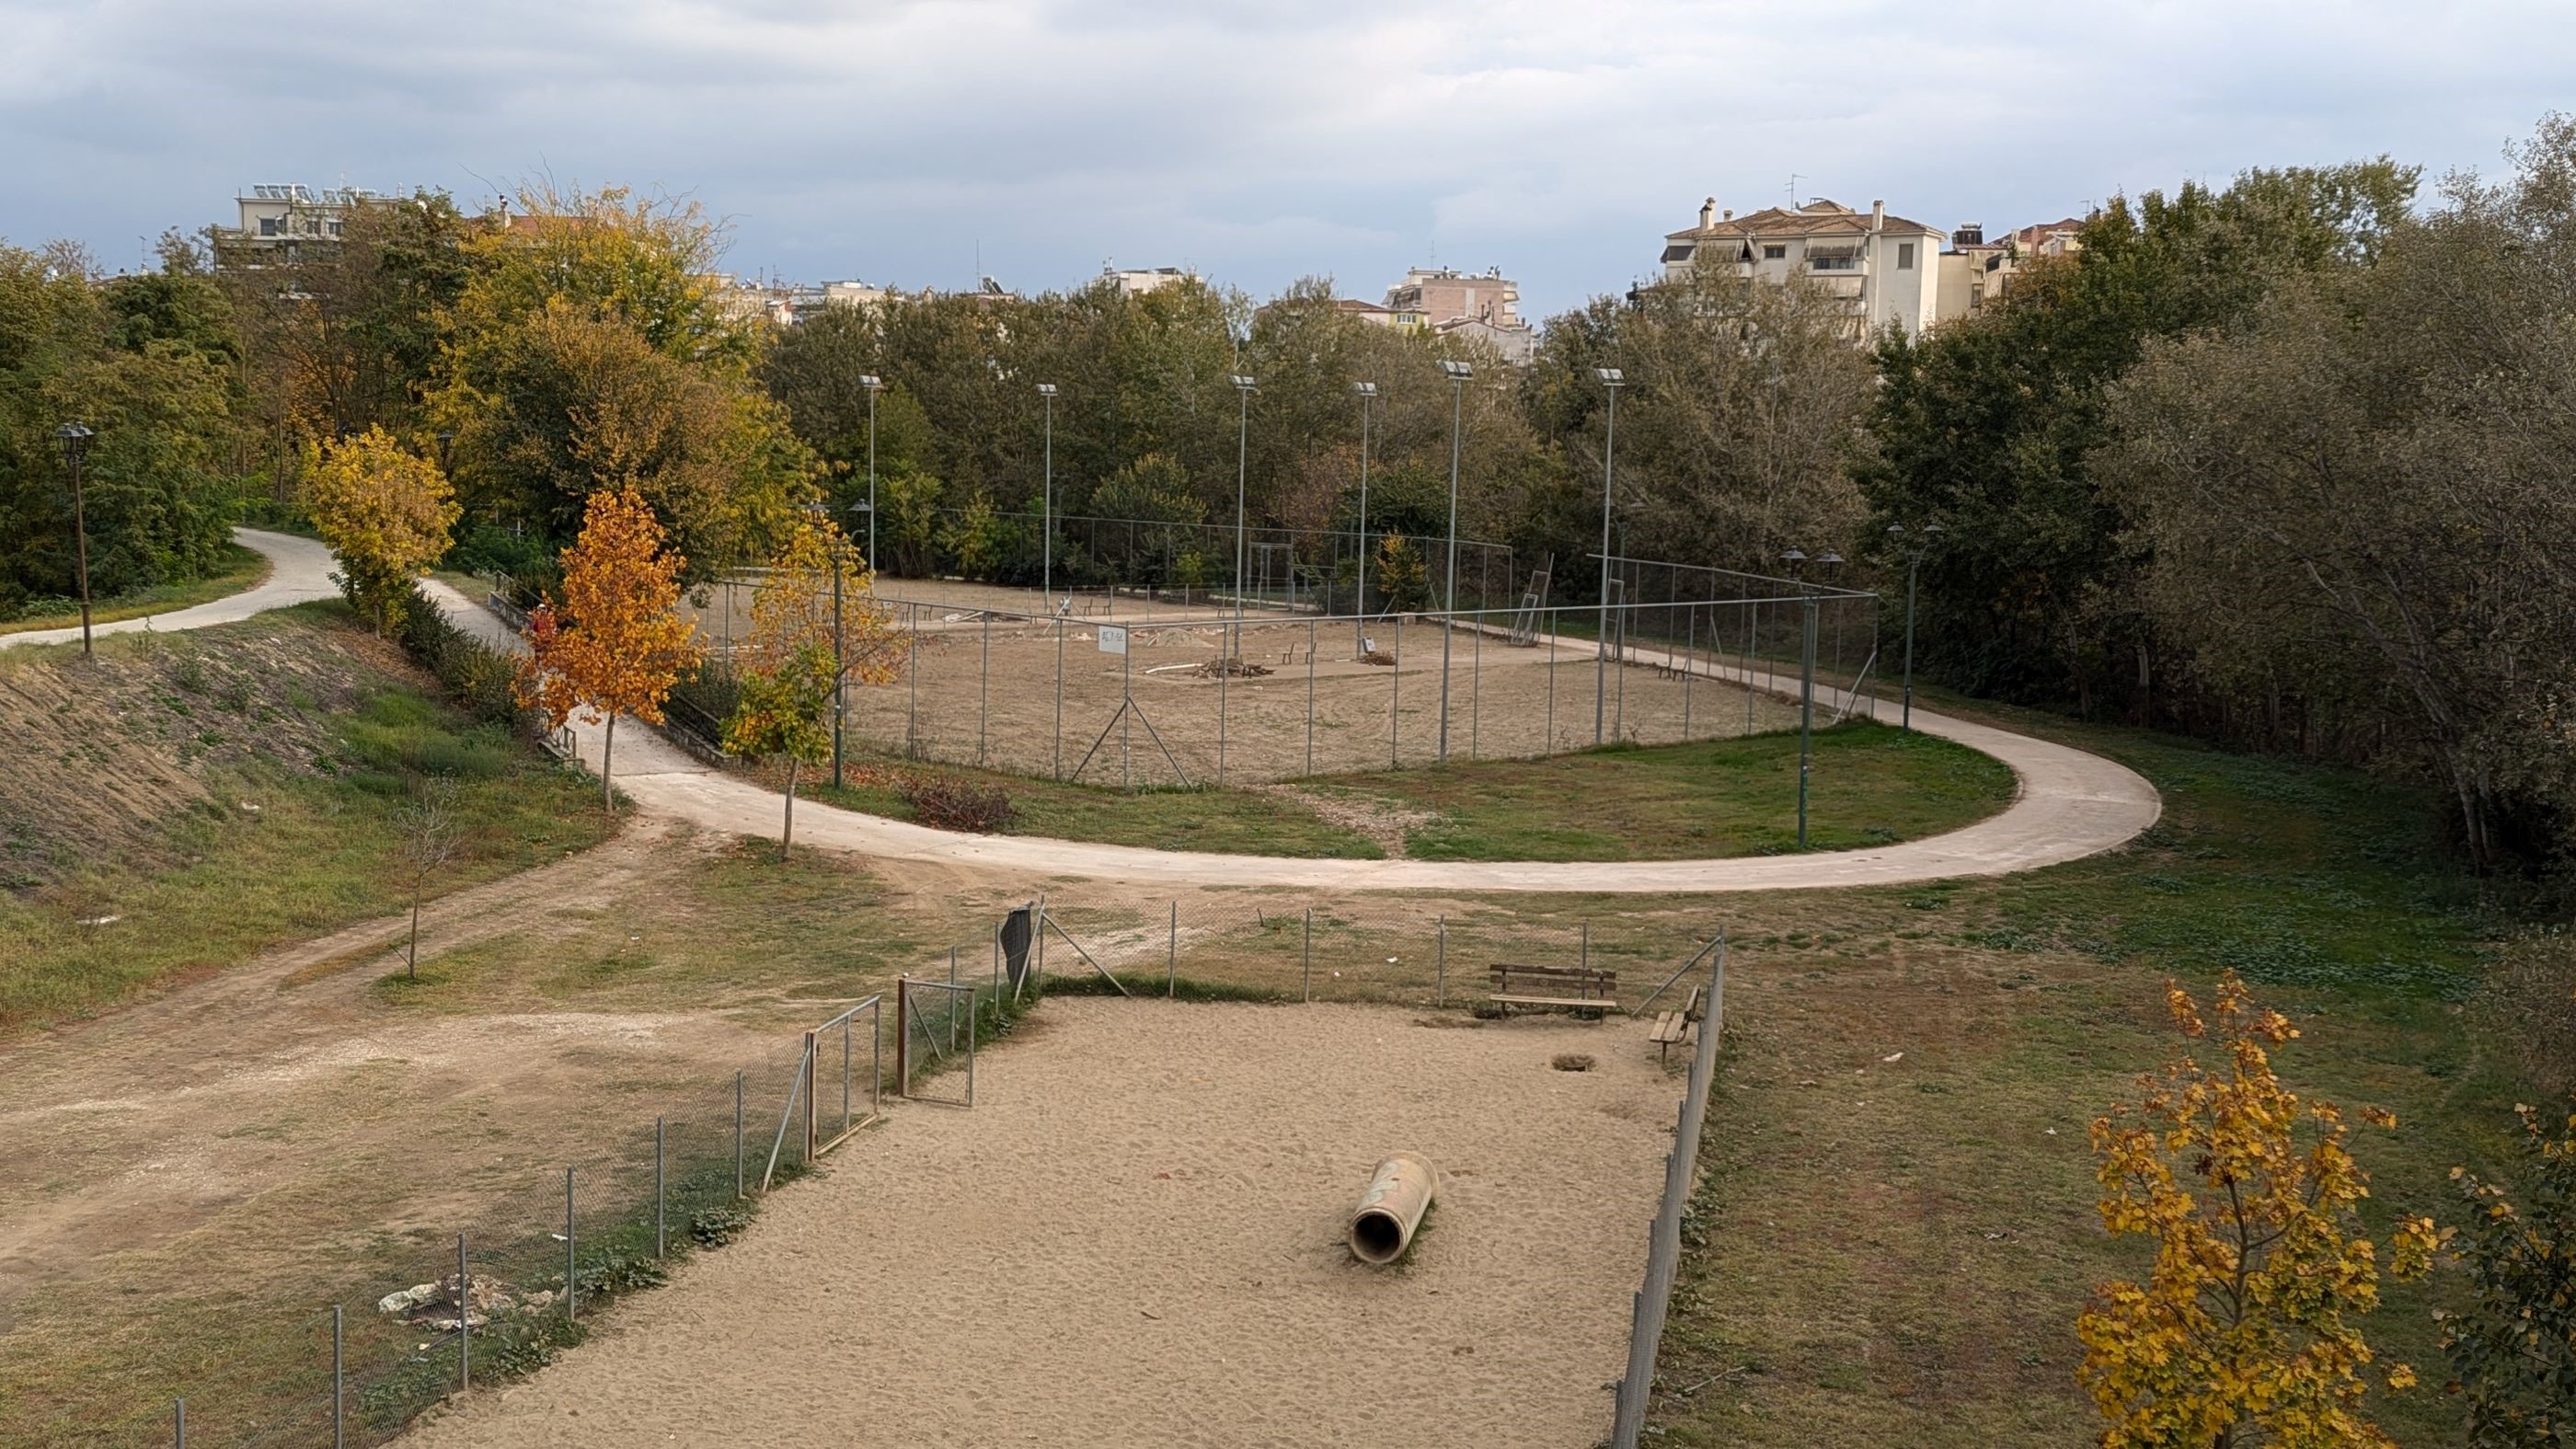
[[259, 217, 280, 236], [1811, 256, 1856, 271], [1762, 244, 1787, 259], [1897, 242, 1915, 270]]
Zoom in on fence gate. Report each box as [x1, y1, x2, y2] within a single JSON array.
[[762, 996, 882, 1190], [897, 977, 978, 1107]]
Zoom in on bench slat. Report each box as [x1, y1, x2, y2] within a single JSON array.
[[1489, 993, 1615, 1008]]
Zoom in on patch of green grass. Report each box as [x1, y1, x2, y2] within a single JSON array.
[[0, 689, 610, 1036], [1317, 720, 2014, 861], [0, 542, 270, 635], [1631, 698, 2524, 1446], [800, 758, 1385, 859]]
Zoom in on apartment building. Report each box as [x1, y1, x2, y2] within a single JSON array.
[[213, 184, 388, 266], [1656, 197, 1944, 338], [1103, 265, 1196, 296], [1372, 265, 1537, 363], [1935, 218, 2086, 322]]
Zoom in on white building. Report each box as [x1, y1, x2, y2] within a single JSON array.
[[213, 183, 386, 265], [1657, 197, 1944, 338], [1103, 266, 1196, 296]]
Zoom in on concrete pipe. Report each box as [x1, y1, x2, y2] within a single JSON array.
[[1349, 1153, 1439, 1266]]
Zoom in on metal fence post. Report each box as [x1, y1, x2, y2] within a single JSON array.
[[734, 1071, 745, 1200], [1302, 907, 1313, 1003], [172, 1399, 183, 1449], [457, 1233, 470, 1391], [1581, 920, 1591, 972], [654, 1117, 667, 1259], [1306, 616, 1317, 776], [1167, 902, 1178, 998], [332, 1304, 345, 1449], [1390, 614, 1402, 768], [565, 1167, 578, 1322], [1436, 915, 1447, 1006]]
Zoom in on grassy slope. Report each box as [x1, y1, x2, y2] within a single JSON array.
[[0, 620, 613, 1035], [1320, 720, 2014, 860], [788, 721, 2012, 863], [0, 541, 269, 635], [1628, 700, 2519, 1446]]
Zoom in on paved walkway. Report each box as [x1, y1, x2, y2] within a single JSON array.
[[0, 528, 339, 649], [420, 581, 2160, 895]]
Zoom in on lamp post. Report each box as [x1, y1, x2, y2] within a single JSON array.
[[53, 422, 95, 658], [1782, 547, 1816, 849], [1351, 380, 1376, 652], [1229, 374, 1255, 619], [859, 374, 882, 569], [1887, 522, 1943, 730], [1034, 384, 1057, 604], [1593, 367, 1624, 744], [1435, 359, 1471, 761]]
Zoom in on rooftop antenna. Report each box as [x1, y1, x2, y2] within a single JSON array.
[[1786, 173, 1806, 208]]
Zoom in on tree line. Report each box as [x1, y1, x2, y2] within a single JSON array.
[[4, 121, 2570, 869]]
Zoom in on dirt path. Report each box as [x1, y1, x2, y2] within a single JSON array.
[[0, 820, 756, 1328]]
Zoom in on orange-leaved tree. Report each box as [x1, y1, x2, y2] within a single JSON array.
[[2079, 971, 2440, 1447], [305, 425, 461, 634], [721, 518, 897, 855], [516, 487, 700, 810]]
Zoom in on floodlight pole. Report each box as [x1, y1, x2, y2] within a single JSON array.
[[1037, 384, 1057, 602], [1437, 360, 1471, 762], [1353, 381, 1376, 653], [1593, 369, 1624, 744], [861, 374, 882, 568], [1889, 521, 1942, 731], [1231, 374, 1255, 620]]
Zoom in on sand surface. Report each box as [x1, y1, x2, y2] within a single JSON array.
[[408, 999, 1679, 1448]]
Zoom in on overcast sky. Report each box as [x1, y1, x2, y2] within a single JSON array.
[[4, 0, 2569, 319]]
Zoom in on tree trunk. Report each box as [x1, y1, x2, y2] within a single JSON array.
[[408, 896, 421, 981], [782, 757, 799, 859], [602, 714, 617, 811]]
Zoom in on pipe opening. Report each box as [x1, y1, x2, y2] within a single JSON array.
[[1351, 1208, 1408, 1265]]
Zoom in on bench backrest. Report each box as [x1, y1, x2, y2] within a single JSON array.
[[1489, 961, 1616, 995]]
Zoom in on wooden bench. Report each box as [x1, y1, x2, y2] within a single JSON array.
[[1489, 962, 1617, 1018], [1649, 985, 1706, 1062]]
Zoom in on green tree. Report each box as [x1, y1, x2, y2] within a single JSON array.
[[1856, 160, 2420, 715], [2438, 1100, 2576, 1446]]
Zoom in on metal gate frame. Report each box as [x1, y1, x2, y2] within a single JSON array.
[[896, 976, 978, 1107]]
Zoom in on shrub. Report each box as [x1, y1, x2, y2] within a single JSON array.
[[898, 773, 1017, 833], [2481, 928, 2576, 1098], [390, 582, 535, 734]]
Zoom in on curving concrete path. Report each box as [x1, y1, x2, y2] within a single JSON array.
[[0, 528, 339, 650], [420, 581, 2159, 895]]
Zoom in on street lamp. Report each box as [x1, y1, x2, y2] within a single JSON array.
[[1035, 384, 1057, 604], [1351, 381, 1377, 650], [1435, 359, 1472, 761], [1593, 367, 1624, 744], [54, 422, 95, 657], [1887, 522, 1943, 730], [1782, 547, 1819, 849], [859, 374, 883, 569], [1229, 374, 1255, 618]]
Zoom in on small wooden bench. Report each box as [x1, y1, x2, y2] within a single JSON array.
[[1649, 985, 1706, 1062], [1489, 962, 1618, 1018]]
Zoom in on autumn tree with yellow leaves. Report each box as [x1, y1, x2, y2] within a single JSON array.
[[2079, 971, 2440, 1448], [722, 518, 897, 855], [305, 425, 461, 634], [516, 487, 699, 810]]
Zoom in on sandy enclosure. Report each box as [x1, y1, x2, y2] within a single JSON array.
[[409, 999, 1680, 1449], [686, 579, 1812, 783]]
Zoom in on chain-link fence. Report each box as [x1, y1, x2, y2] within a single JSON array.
[[1610, 936, 1729, 1447], [670, 587, 1879, 788]]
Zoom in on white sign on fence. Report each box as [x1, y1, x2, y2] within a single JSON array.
[[1098, 625, 1128, 656]]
